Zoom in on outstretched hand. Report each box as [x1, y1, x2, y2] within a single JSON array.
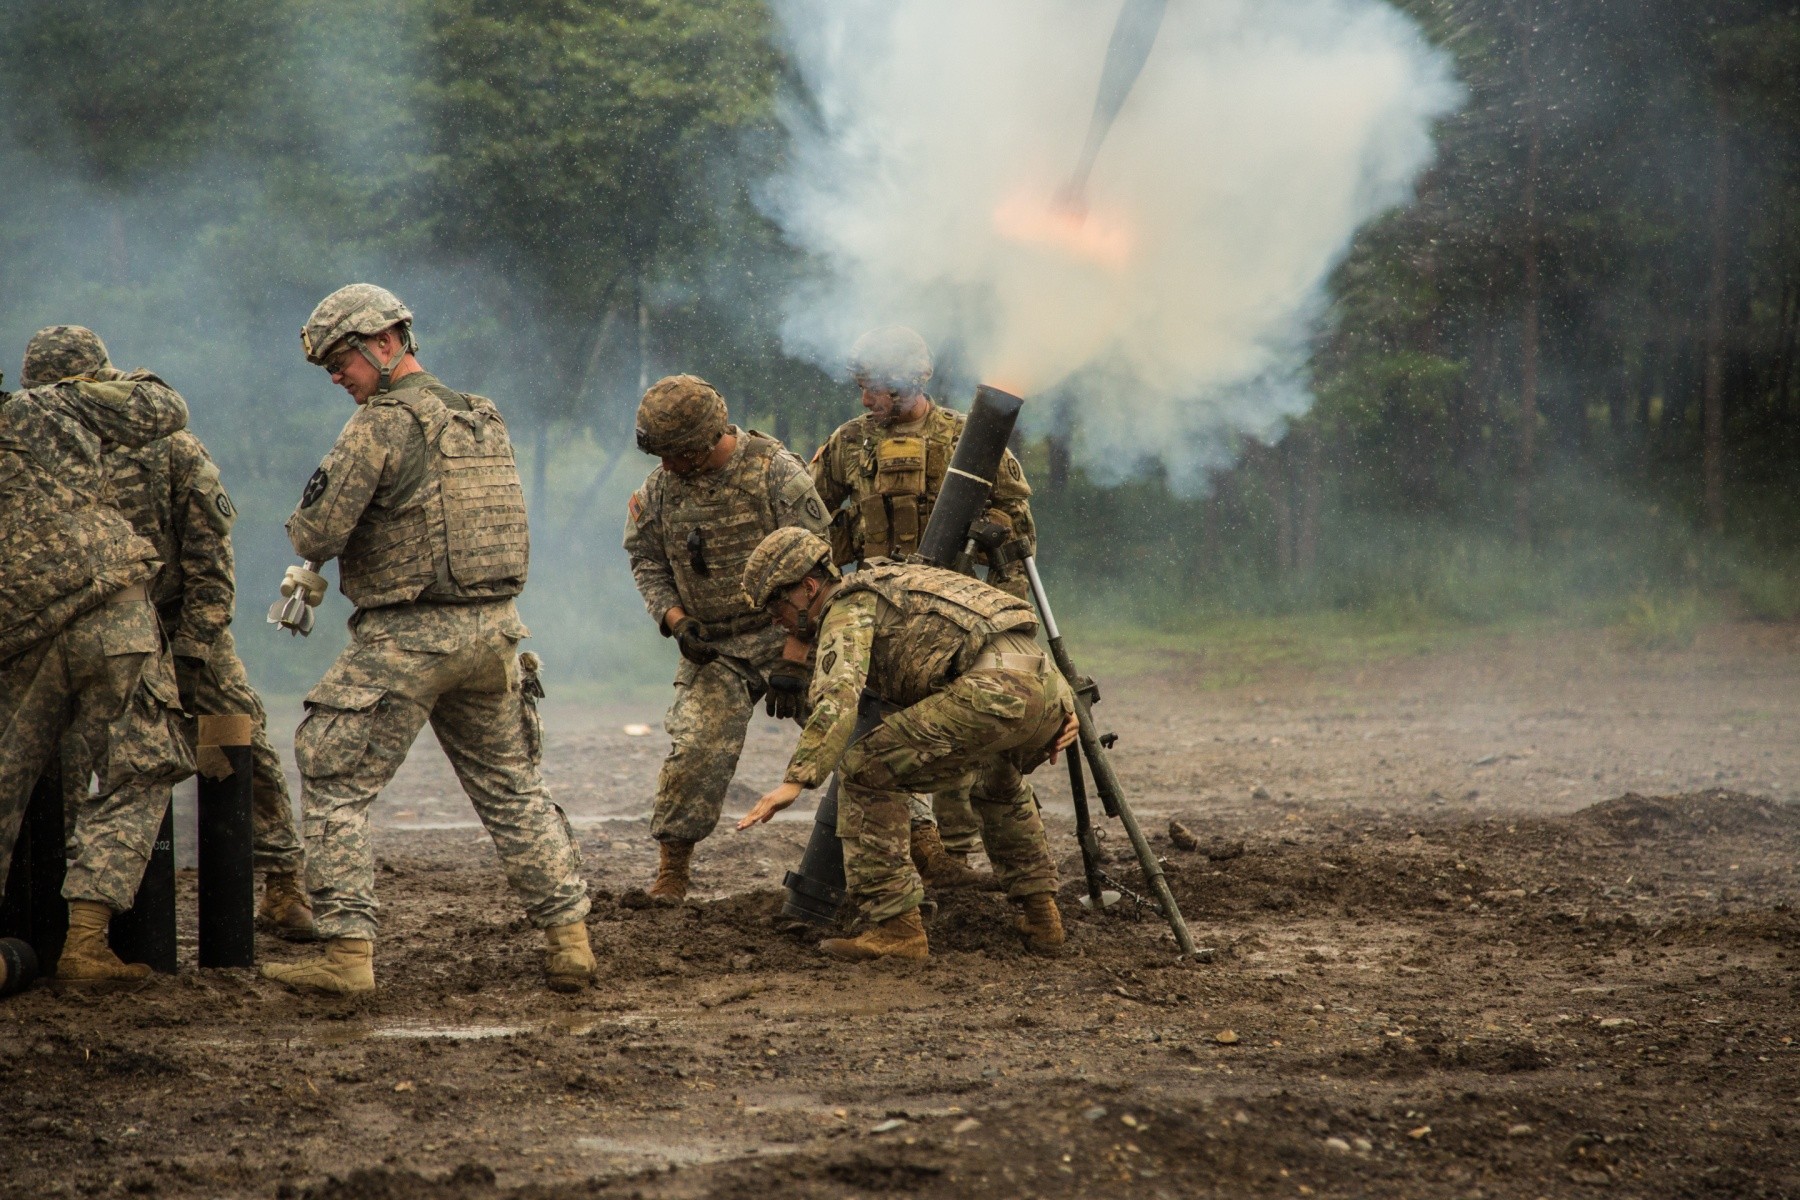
[[737, 781, 804, 830], [1048, 711, 1081, 765]]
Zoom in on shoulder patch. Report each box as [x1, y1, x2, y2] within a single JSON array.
[[810, 444, 825, 464], [820, 649, 837, 675], [1005, 456, 1022, 480], [215, 491, 235, 520], [627, 492, 644, 524], [301, 467, 329, 508]]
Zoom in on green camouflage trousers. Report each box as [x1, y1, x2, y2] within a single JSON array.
[[0, 595, 194, 911], [906, 783, 982, 856], [652, 625, 786, 844], [62, 626, 303, 874], [839, 645, 1072, 924], [294, 599, 587, 942]]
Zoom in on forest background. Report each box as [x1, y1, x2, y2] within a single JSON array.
[[1, 0, 1796, 694]]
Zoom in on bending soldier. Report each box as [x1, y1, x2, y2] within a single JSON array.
[[624, 376, 828, 901], [736, 528, 1078, 962], [809, 326, 1037, 888], [0, 326, 196, 986], [263, 285, 592, 995], [63, 385, 312, 938]]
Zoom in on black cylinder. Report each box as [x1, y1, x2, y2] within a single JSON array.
[[780, 694, 890, 927], [914, 384, 1025, 569], [112, 801, 177, 973], [198, 744, 255, 968], [1, 769, 68, 969], [0, 936, 39, 997]]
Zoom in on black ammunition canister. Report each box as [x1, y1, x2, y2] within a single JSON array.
[[196, 715, 255, 969], [0, 768, 68, 969], [0, 937, 39, 997], [111, 803, 177, 973], [914, 384, 1025, 568]]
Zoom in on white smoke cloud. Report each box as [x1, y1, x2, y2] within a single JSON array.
[[763, 0, 1461, 489]]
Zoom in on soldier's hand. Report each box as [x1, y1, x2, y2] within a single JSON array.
[[1048, 710, 1081, 764], [670, 616, 718, 665], [737, 781, 803, 830], [174, 654, 208, 713], [764, 660, 810, 720]]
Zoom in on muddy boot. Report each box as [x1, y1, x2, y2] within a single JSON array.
[[261, 938, 374, 995], [56, 901, 153, 987], [647, 839, 694, 905], [543, 921, 596, 993], [819, 909, 929, 962], [909, 821, 994, 891], [258, 871, 317, 941], [1013, 892, 1065, 956]]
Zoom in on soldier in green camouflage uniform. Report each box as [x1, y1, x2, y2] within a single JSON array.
[[62, 419, 313, 937], [0, 325, 197, 985], [809, 327, 1038, 882], [260, 285, 592, 996], [624, 375, 829, 901], [736, 529, 1076, 962]]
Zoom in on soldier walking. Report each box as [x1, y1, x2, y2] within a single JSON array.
[[261, 285, 592, 995], [65, 387, 313, 938], [623, 376, 828, 901], [0, 326, 197, 985], [735, 529, 1078, 962], [808, 327, 1037, 889]]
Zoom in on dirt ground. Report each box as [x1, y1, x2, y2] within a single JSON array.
[[4, 620, 1799, 1199]]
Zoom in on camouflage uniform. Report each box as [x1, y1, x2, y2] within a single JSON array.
[[782, 562, 1071, 924], [0, 354, 196, 912], [286, 371, 586, 941], [625, 426, 828, 843], [61, 433, 303, 873], [810, 400, 1037, 854]]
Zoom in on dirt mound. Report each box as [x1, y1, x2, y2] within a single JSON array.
[[1571, 789, 1800, 840]]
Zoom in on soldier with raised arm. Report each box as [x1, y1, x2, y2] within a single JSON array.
[[624, 375, 828, 902], [808, 327, 1038, 889], [261, 285, 591, 996], [0, 326, 196, 986]]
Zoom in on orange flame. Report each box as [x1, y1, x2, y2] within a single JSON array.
[[992, 190, 1135, 270]]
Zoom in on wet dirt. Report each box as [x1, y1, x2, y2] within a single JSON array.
[[4, 621, 1799, 1199]]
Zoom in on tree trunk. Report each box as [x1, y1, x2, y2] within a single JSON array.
[[1514, 0, 1542, 547], [1702, 95, 1731, 536], [1294, 425, 1322, 577], [1270, 441, 1294, 574]]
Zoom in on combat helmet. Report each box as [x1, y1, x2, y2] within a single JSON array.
[[21, 325, 110, 387], [635, 374, 728, 458], [848, 325, 932, 392], [743, 528, 838, 610], [301, 284, 417, 392]]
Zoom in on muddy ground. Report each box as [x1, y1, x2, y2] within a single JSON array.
[[4, 620, 1799, 1199]]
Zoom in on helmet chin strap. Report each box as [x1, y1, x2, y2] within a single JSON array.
[[348, 325, 415, 394]]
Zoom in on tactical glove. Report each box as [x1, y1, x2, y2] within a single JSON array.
[[670, 616, 718, 665], [764, 659, 810, 720]]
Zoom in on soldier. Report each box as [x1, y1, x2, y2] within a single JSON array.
[[261, 284, 592, 995], [0, 325, 196, 985], [624, 375, 828, 901], [63, 398, 313, 939], [808, 326, 1038, 889], [735, 528, 1078, 962]]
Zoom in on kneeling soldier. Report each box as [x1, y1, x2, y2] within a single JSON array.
[[735, 528, 1078, 961]]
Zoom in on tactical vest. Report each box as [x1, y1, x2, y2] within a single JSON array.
[[0, 387, 159, 660], [338, 385, 530, 609], [657, 431, 785, 624], [849, 406, 960, 560], [835, 561, 1038, 707]]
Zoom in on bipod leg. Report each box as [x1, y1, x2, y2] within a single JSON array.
[[1066, 747, 1105, 907]]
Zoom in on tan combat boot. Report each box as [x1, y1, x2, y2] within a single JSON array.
[[56, 900, 153, 987], [909, 821, 994, 891], [1014, 892, 1065, 956], [819, 909, 929, 962], [261, 938, 374, 995], [258, 871, 317, 941], [647, 839, 694, 904], [543, 921, 596, 993]]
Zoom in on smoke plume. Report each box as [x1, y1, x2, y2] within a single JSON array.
[[764, 0, 1460, 489]]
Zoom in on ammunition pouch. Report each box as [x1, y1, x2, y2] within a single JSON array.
[[860, 435, 928, 559]]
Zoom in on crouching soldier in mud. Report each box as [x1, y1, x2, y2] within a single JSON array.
[[810, 326, 1038, 892], [262, 284, 592, 996], [61, 342, 313, 939], [624, 375, 829, 902], [0, 325, 196, 986], [735, 528, 1079, 962]]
